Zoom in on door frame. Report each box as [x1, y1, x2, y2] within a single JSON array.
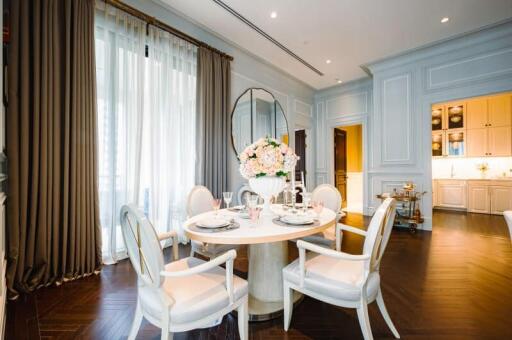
[[294, 125, 314, 191], [326, 117, 369, 215]]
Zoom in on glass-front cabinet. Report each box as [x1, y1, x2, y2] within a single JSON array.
[[431, 102, 466, 157], [446, 129, 465, 156]]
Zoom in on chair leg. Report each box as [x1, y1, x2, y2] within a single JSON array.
[[283, 282, 294, 331], [376, 288, 400, 338], [356, 294, 373, 340], [336, 229, 342, 252], [237, 297, 249, 340], [128, 300, 143, 340], [161, 313, 172, 340]]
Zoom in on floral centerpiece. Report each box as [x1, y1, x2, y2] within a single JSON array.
[[476, 162, 489, 178], [239, 137, 298, 215]]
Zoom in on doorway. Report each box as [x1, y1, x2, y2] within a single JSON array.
[[295, 129, 306, 185], [334, 125, 363, 213]]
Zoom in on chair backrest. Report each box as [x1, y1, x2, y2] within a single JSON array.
[[371, 199, 397, 271], [362, 198, 395, 272], [504, 211, 512, 243], [120, 204, 165, 288], [187, 185, 214, 217], [311, 184, 342, 214]]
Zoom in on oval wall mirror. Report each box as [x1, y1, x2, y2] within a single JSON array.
[[231, 88, 289, 157]]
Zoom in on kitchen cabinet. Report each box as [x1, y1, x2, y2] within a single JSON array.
[[466, 98, 488, 129], [466, 128, 487, 157], [488, 126, 512, 156], [467, 184, 490, 213], [435, 180, 467, 209], [467, 180, 512, 215], [488, 94, 512, 127], [431, 103, 466, 157], [464, 93, 512, 157], [490, 186, 512, 215]]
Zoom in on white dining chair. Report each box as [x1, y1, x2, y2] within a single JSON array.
[[504, 211, 512, 243], [187, 185, 239, 258], [299, 184, 343, 249], [283, 198, 399, 340], [120, 204, 249, 340]]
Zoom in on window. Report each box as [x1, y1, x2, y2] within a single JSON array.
[[95, 3, 197, 263]]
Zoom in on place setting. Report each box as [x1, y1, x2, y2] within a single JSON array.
[[188, 194, 241, 233]]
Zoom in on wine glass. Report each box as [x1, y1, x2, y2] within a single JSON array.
[[212, 198, 222, 216], [246, 194, 259, 209], [312, 200, 324, 220], [223, 191, 233, 209]]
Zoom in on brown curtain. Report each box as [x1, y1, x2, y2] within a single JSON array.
[[195, 47, 231, 198], [6, 0, 101, 297]]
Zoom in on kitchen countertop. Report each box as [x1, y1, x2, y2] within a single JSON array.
[[433, 177, 512, 181]]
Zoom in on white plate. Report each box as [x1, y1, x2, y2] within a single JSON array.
[[280, 215, 314, 225], [196, 218, 230, 229]]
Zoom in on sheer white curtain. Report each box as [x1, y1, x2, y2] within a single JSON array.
[[142, 27, 197, 245], [95, 3, 197, 263]]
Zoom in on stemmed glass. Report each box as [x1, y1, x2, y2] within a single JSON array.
[[312, 200, 324, 220], [212, 198, 222, 216], [223, 192, 233, 209]]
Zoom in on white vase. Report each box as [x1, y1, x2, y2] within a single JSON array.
[[249, 176, 286, 216]]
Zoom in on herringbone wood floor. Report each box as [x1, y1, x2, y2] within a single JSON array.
[[6, 211, 512, 339]]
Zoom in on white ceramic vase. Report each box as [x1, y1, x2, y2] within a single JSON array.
[[249, 176, 286, 216]]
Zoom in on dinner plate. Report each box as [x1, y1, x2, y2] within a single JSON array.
[[280, 215, 314, 225], [196, 218, 230, 229]]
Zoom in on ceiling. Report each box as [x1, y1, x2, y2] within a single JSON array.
[[160, 0, 512, 89]]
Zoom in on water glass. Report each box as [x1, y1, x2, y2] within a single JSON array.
[[223, 191, 233, 209], [212, 198, 222, 215], [248, 207, 260, 226], [246, 194, 259, 209]]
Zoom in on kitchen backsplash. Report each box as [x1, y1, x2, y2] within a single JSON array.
[[432, 157, 512, 179]]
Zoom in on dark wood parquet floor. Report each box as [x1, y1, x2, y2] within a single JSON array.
[[6, 211, 512, 339]]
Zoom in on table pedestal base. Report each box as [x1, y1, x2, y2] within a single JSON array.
[[248, 291, 303, 321], [247, 241, 302, 321]]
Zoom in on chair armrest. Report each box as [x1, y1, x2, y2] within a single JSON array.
[[160, 249, 237, 303], [335, 223, 367, 251], [157, 230, 179, 261], [296, 240, 370, 287], [337, 223, 367, 236]]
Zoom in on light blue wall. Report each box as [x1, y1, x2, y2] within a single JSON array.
[[315, 19, 512, 230], [124, 0, 315, 202]]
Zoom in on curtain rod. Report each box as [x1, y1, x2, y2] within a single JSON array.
[[104, 0, 234, 61]]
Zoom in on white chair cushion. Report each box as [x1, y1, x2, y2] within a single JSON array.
[[283, 253, 380, 302], [139, 257, 248, 324]]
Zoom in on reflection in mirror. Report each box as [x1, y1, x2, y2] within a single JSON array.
[[231, 88, 289, 157]]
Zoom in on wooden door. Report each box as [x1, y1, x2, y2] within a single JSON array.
[[334, 129, 347, 207], [490, 186, 512, 215], [295, 129, 306, 184], [488, 95, 511, 128], [467, 185, 490, 214], [466, 98, 488, 129], [488, 126, 512, 156], [466, 128, 488, 157]]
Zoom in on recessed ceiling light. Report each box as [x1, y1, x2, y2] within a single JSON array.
[[270, 11, 277, 19], [337, 79, 343, 84], [441, 17, 450, 23], [326, 59, 332, 64]]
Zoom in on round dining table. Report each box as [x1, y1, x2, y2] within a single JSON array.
[[184, 204, 339, 321]]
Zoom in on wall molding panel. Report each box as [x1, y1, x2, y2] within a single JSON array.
[[426, 47, 512, 91], [315, 20, 512, 230]]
